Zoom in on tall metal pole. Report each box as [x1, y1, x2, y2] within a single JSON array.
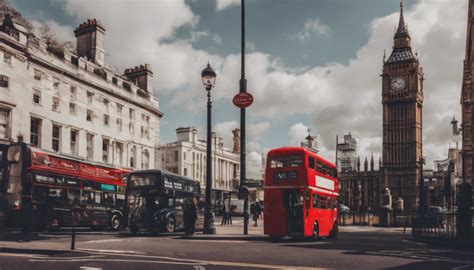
[[204, 90, 216, 234], [240, 0, 249, 235], [418, 158, 425, 215]]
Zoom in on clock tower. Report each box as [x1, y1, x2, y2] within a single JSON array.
[[381, 1, 424, 211]]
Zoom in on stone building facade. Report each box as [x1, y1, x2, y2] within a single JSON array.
[[461, 0, 474, 184], [156, 127, 240, 200], [0, 2, 162, 170]]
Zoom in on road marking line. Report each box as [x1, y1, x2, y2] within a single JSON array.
[[66, 250, 330, 270], [79, 248, 145, 255], [452, 265, 473, 270], [83, 239, 126, 244]]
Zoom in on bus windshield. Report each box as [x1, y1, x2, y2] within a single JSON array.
[[269, 155, 303, 168]]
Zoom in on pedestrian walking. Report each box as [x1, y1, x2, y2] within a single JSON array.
[[225, 198, 232, 225], [221, 201, 228, 225], [183, 197, 198, 237]]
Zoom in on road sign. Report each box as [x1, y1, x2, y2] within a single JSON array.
[[233, 92, 254, 108]]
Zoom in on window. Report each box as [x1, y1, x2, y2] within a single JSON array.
[[0, 75, 8, 88], [129, 108, 135, 119], [3, 52, 11, 65], [33, 90, 41, 105], [130, 146, 137, 168], [86, 110, 93, 122], [270, 156, 303, 168], [0, 107, 11, 139], [112, 77, 118, 85], [69, 103, 76, 115], [87, 92, 94, 105], [33, 69, 42, 80], [142, 149, 150, 169], [116, 118, 122, 131], [53, 78, 59, 90], [104, 114, 110, 126], [174, 150, 179, 162], [70, 129, 78, 156], [103, 98, 109, 109], [184, 168, 188, 176], [52, 97, 60, 111], [70, 86, 77, 99], [30, 117, 42, 147], [86, 133, 94, 160], [52, 124, 61, 152], [102, 138, 109, 163], [116, 103, 123, 116], [308, 156, 315, 169], [123, 82, 131, 92], [115, 142, 124, 166]]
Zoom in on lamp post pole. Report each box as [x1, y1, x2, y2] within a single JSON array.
[[418, 157, 426, 216], [202, 63, 217, 235], [240, 0, 249, 235]]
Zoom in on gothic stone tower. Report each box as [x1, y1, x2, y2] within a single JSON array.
[[382, 1, 424, 211]]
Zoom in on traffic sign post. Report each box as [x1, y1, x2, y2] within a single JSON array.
[[233, 92, 254, 108]]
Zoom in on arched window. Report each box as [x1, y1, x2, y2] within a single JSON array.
[[130, 146, 137, 168], [141, 149, 149, 169]]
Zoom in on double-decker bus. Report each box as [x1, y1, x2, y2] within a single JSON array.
[[1, 142, 130, 231], [264, 147, 339, 240], [126, 170, 201, 234]]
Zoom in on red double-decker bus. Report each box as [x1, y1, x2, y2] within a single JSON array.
[[264, 147, 339, 240], [1, 142, 130, 231]]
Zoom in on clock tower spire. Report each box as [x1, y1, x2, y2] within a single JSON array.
[[381, 1, 424, 212]]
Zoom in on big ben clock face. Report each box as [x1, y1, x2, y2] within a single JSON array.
[[390, 76, 406, 91]]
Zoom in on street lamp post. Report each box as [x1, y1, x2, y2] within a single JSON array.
[[202, 63, 217, 235], [418, 157, 426, 216], [239, 0, 250, 235]]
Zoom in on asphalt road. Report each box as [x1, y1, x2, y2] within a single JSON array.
[[0, 221, 473, 270]]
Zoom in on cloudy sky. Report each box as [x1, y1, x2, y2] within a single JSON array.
[[9, 0, 468, 177]]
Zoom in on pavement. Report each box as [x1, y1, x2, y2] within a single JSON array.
[[0, 218, 473, 270]]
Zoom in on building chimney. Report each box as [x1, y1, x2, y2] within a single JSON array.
[[74, 19, 106, 66], [124, 64, 154, 93]]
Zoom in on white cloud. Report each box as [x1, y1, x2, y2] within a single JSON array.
[[31, 20, 74, 43], [295, 18, 330, 42], [289, 123, 309, 146], [215, 0, 240, 11]]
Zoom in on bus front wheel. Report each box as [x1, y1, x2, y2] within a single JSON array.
[[164, 216, 176, 233], [312, 222, 319, 241], [110, 213, 123, 231]]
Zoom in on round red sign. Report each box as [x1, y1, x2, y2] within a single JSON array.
[[233, 92, 254, 108]]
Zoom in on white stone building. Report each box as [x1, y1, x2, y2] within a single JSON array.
[[0, 3, 162, 169], [156, 127, 240, 200]]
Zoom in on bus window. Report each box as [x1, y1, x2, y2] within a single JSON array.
[[67, 188, 80, 205], [312, 195, 319, 208], [270, 156, 302, 168], [175, 198, 184, 210], [116, 193, 125, 206], [102, 192, 115, 205], [308, 156, 315, 170], [320, 197, 328, 209], [32, 185, 49, 201]]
